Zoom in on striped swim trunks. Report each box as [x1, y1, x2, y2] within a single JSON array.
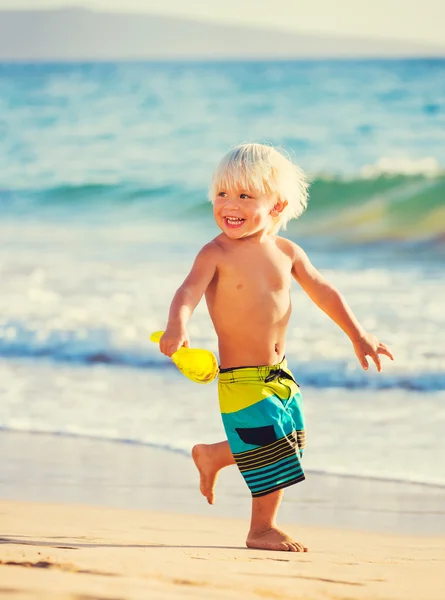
[[218, 357, 306, 498]]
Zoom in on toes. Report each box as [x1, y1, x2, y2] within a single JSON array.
[[295, 543, 305, 552], [246, 532, 308, 553], [288, 541, 307, 552], [283, 543, 293, 551], [284, 542, 302, 552]]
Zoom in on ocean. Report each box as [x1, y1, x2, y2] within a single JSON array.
[[1, 59, 444, 491]]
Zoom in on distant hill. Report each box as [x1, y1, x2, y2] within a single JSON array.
[[0, 7, 443, 61]]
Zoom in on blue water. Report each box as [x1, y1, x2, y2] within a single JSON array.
[[0, 60, 444, 486]]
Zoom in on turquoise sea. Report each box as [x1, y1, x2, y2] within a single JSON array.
[[0, 60, 444, 491]]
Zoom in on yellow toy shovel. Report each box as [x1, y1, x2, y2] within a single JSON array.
[[150, 331, 218, 384]]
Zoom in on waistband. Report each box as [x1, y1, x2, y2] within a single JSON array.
[[218, 356, 293, 384]]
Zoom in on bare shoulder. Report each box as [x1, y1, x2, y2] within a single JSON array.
[[275, 237, 314, 283], [182, 239, 223, 290], [275, 236, 308, 263], [195, 237, 224, 264]]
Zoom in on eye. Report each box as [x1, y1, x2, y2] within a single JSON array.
[[240, 193, 252, 199], [217, 192, 227, 197]]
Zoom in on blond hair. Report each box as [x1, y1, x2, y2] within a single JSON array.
[[208, 143, 309, 232]]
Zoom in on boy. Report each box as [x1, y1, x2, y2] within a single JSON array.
[[159, 143, 394, 552]]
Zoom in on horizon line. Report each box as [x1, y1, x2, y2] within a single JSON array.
[[1, 5, 445, 52]]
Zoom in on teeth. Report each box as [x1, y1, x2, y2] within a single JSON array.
[[226, 217, 244, 223]]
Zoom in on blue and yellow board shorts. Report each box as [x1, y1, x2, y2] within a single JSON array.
[[218, 357, 306, 498]]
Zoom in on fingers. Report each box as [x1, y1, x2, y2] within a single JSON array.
[[159, 337, 189, 357], [159, 343, 172, 357], [371, 352, 382, 373], [355, 339, 395, 372], [164, 346, 177, 357], [159, 336, 176, 357], [378, 344, 394, 361], [162, 344, 180, 357], [359, 354, 369, 371], [373, 342, 395, 370]]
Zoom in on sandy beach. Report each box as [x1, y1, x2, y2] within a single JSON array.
[[1, 431, 444, 599], [1, 500, 444, 600]]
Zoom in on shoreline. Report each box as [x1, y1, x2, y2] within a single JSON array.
[[3, 425, 445, 490], [1, 430, 445, 536]]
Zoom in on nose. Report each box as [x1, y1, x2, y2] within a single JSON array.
[[224, 194, 240, 210]]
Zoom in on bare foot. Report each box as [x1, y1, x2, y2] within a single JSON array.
[[246, 527, 308, 552], [191, 444, 219, 505]]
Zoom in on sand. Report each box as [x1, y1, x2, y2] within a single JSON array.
[[1, 499, 444, 600], [1, 431, 444, 599]]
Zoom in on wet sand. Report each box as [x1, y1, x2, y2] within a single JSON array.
[[1, 431, 445, 599]]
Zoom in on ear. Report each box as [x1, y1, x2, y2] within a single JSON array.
[[270, 198, 288, 217]]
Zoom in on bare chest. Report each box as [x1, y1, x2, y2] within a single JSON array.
[[214, 251, 292, 297]]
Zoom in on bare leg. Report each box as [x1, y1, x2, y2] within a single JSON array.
[[192, 440, 235, 505], [246, 490, 308, 552]]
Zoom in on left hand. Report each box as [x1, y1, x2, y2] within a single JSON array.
[[352, 333, 394, 372]]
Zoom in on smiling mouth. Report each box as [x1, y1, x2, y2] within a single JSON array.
[[224, 216, 245, 229]]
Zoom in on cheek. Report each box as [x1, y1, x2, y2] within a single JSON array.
[[252, 207, 271, 223], [213, 204, 224, 225]]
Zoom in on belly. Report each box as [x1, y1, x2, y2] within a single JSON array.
[[208, 294, 292, 368]]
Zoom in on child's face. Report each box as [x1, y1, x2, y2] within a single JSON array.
[[213, 184, 278, 239]]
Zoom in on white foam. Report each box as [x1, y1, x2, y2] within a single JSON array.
[[361, 156, 442, 178]]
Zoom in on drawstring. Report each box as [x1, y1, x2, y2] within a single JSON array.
[[264, 369, 297, 385]]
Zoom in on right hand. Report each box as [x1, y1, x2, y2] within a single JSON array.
[[159, 327, 190, 357]]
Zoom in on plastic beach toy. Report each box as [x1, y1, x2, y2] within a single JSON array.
[[150, 331, 218, 384]]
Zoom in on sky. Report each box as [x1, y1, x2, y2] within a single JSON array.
[[2, 0, 445, 47]]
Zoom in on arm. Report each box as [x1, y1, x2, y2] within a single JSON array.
[[291, 244, 394, 372], [160, 243, 219, 357]]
